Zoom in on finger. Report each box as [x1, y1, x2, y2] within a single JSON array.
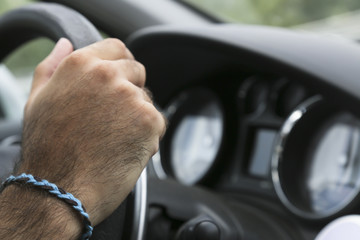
[[160, 113, 169, 140], [31, 38, 73, 96], [115, 59, 146, 88], [83, 38, 134, 61], [146, 103, 168, 141], [142, 87, 153, 104], [158, 111, 168, 139], [141, 88, 167, 139]]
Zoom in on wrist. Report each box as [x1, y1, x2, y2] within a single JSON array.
[[0, 184, 83, 239]]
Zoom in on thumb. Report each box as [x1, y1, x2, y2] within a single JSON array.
[[31, 38, 73, 96]]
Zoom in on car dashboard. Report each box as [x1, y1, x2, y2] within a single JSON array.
[[126, 24, 360, 239], [1, 2, 360, 237]]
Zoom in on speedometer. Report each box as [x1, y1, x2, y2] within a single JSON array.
[[155, 88, 224, 185], [272, 96, 360, 220]]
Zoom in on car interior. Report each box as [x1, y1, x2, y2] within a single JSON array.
[[1, 0, 360, 240]]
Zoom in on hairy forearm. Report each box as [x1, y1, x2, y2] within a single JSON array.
[[0, 185, 82, 240]]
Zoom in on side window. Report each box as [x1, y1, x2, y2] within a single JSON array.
[[182, 0, 360, 27]]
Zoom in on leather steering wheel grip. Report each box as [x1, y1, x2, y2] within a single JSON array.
[[0, 2, 103, 61]]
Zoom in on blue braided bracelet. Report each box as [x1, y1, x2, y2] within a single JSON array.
[[1, 173, 93, 240]]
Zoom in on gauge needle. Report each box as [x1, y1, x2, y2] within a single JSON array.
[[336, 125, 359, 188]]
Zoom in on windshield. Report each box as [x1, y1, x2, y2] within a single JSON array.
[[182, 0, 360, 40]]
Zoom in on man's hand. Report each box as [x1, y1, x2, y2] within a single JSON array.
[[0, 38, 166, 239]]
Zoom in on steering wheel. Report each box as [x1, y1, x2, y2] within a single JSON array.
[[0, 3, 248, 240], [0, 3, 146, 240]]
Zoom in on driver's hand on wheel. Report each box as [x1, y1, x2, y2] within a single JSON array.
[[0, 38, 166, 239]]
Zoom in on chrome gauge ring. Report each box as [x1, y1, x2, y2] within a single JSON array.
[[272, 96, 360, 220]]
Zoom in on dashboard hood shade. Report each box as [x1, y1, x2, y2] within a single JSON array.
[[127, 24, 360, 115]]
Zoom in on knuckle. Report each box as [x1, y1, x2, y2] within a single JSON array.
[[64, 51, 87, 67], [140, 103, 164, 131], [114, 80, 137, 97], [136, 62, 146, 82], [143, 88, 153, 103], [136, 61, 146, 75], [105, 38, 126, 53], [91, 61, 116, 80], [120, 60, 146, 86]]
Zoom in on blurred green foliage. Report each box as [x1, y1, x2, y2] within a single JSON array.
[[184, 0, 360, 26], [0, 0, 34, 15], [0, 0, 54, 79], [5, 38, 55, 78]]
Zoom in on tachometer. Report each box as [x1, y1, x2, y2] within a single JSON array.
[[155, 88, 224, 185]]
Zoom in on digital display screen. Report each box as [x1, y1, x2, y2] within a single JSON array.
[[248, 129, 278, 178]]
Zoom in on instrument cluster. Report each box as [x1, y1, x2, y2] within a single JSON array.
[[151, 73, 360, 222]]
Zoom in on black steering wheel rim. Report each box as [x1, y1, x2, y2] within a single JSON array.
[[0, 2, 102, 60], [0, 3, 147, 240]]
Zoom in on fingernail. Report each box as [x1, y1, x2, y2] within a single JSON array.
[[51, 38, 68, 55]]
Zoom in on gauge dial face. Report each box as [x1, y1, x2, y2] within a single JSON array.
[[171, 102, 223, 184], [167, 89, 224, 185], [307, 121, 360, 215]]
